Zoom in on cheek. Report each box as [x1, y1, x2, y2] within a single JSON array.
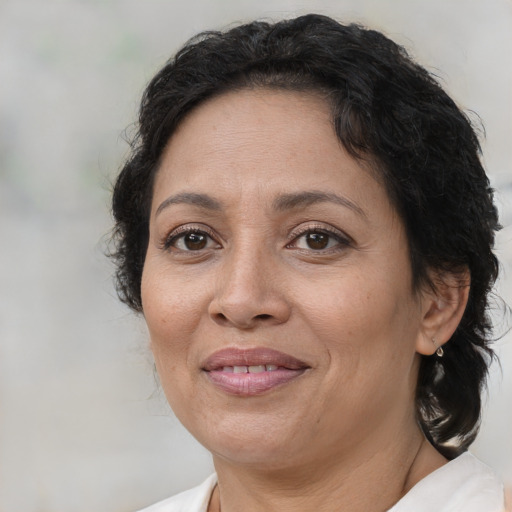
[[298, 278, 419, 422], [141, 265, 206, 363], [141, 268, 206, 415], [292, 267, 419, 366], [142, 260, 205, 323]]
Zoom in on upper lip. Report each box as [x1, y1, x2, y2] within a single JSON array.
[[202, 347, 309, 371]]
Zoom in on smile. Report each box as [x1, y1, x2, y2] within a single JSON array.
[[202, 348, 310, 396], [222, 365, 279, 373]]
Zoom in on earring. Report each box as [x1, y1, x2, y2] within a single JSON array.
[[432, 338, 444, 357]]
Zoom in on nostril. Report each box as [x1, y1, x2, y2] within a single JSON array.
[[209, 312, 231, 328], [255, 314, 272, 320], [212, 311, 274, 327]]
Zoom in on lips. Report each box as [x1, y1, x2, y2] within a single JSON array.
[[202, 347, 310, 396]]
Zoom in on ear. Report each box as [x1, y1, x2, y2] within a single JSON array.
[[415, 268, 470, 356]]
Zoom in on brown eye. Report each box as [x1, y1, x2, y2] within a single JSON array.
[[183, 232, 207, 250], [289, 228, 350, 252], [166, 229, 219, 252], [305, 232, 329, 250]]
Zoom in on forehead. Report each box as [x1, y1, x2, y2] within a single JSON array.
[[152, 88, 388, 214]]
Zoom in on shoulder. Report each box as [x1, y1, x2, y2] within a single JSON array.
[[137, 474, 217, 512], [389, 452, 505, 512]]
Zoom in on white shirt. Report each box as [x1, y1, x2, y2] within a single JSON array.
[[138, 452, 504, 512]]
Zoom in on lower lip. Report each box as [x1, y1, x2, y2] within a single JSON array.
[[205, 368, 306, 396]]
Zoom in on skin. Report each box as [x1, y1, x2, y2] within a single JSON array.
[[141, 89, 468, 512]]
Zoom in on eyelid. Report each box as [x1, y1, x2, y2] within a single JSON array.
[[285, 224, 354, 255], [161, 223, 220, 250], [287, 222, 353, 245]]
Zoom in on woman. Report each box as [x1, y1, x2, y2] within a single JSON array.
[[111, 14, 505, 512]]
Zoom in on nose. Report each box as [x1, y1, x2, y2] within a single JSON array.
[[208, 245, 291, 329]]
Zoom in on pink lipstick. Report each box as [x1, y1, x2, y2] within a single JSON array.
[[202, 347, 309, 396]]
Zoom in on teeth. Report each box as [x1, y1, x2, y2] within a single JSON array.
[[220, 365, 280, 373], [248, 365, 266, 373]]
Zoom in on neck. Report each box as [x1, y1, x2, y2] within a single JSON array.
[[209, 427, 447, 512]]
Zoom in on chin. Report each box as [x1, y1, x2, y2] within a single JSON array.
[[185, 412, 315, 469]]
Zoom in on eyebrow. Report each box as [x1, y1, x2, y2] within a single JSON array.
[[272, 191, 366, 218], [155, 189, 366, 218], [156, 192, 222, 216]]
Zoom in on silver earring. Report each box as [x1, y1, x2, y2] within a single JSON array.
[[432, 338, 444, 357]]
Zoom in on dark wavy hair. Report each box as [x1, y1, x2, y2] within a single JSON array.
[[111, 14, 501, 458]]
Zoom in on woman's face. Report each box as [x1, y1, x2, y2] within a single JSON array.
[[142, 89, 431, 470]]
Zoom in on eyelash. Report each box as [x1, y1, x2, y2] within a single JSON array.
[[162, 224, 352, 253], [287, 225, 352, 252], [162, 225, 220, 251]]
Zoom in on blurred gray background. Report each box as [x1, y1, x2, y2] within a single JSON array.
[[1, 1, 511, 511]]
